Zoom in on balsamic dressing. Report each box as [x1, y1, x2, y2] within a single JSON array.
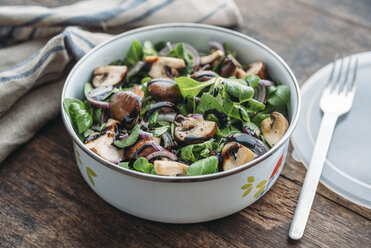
[[142, 102, 177, 122], [204, 109, 228, 129]]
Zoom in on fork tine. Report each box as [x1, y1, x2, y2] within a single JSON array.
[[332, 55, 345, 92], [346, 58, 358, 95], [339, 56, 353, 94], [327, 53, 339, 88]]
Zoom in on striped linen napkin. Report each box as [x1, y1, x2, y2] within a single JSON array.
[[0, 0, 242, 163]]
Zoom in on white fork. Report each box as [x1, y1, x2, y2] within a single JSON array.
[[289, 55, 358, 240]]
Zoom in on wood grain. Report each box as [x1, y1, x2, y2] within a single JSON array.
[[1, 0, 371, 247]]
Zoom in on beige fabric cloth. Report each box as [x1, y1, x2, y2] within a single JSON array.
[[0, 0, 242, 163]]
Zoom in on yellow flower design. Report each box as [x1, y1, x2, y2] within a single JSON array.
[[241, 176, 255, 198]]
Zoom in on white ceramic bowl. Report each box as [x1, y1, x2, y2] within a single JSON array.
[[61, 23, 300, 223]]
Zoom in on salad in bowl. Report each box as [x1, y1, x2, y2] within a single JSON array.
[[64, 40, 290, 177]]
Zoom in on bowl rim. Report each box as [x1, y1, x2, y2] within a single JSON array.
[[61, 23, 301, 183]]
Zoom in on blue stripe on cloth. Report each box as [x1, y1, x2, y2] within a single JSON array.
[[0, 45, 65, 83], [21, 13, 53, 26], [63, 31, 86, 60], [70, 30, 95, 49], [7, 47, 44, 72], [196, 1, 228, 23], [58, 0, 145, 27], [28, 28, 38, 40], [118, 0, 175, 27]]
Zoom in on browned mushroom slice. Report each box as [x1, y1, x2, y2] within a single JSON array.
[[261, 112, 289, 147], [92, 65, 128, 88], [174, 115, 217, 145], [85, 119, 124, 163], [200, 50, 225, 65], [125, 137, 161, 161], [220, 55, 247, 79], [221, 142, 256, 171], [191, 70, 218, 82], [109, 91, 142, 129], [245, 62, 267, 79], [147, 78, 182, 103], [153, 160, 189, 176], [145, 56, 186, 79]]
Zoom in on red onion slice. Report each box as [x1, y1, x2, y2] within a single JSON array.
[[208, 41, 225, 53], [253, 84, 267, 103], [117, 133, 129, 140], [127, 61, 145, 78], [158, 112, 176, 122], [260, 79, 275, 86], [88, 85, 113, 100], [114, 156, 127, 164], [139, 130, 153, 139], [146, 150, 178, 161], [87, 98, 109, 108], [150, 141, 164, 151], [161, 131, 174, 149]]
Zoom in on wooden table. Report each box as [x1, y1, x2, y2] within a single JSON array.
[[1, 0, 370, 247]]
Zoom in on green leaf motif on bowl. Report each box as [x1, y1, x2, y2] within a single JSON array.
[[86, 167, 97, 186]]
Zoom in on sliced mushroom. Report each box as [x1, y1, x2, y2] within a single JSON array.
[[109, 91, 142, 129], [125, 137, 161, 161], [92, 65, 128, 88], [261, 112, 289, 147], [85, 119, 124, 163], [200, 50, 225, 65], [245, 62, 267, 79], [191, 70, 218, 82], [228, 133, 269, 156], [220, 55, 247, 79], [145, 56, 185, 79], [147, 78, 182, 102], [174, 115, 217, 145], [153, 160, 189, 176], [221, 142, 256, 171]]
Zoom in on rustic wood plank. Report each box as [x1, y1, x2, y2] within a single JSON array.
[[236, 0, 371, 84], [1, 0, 371, 247], [297, 0, 371, 29]]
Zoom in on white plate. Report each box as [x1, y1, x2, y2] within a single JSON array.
[[291, 51, 371, 209]]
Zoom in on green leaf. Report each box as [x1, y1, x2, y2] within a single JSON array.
[[148, 110, 159, 127], [133, 157, 155, 174], [243, 75, 261, 88], [180, 140, 217, 163], [143, 40, 158, 57], [84, 82, 93, 98], [154, 41, 166, 51], [246, 99, 266, 113], [266, 85, 290, 107], [93, 107, 102, 124], [118, 162, 130, 169], [252, 113, 270, 126], [64, 98, 93, 134], [168, 43, 192, 75], [114, 124, 140, 148], [187, 156, 218, 176], [175, 77, 216, 98], [152, 126, 169, 137], [123, 40, 143, 67], [196, 92, 223, 114], [223, 42, 237, 57], [224, 80, 254, 103]]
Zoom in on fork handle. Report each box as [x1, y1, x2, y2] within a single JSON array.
[[289, 112, 339, 240]]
